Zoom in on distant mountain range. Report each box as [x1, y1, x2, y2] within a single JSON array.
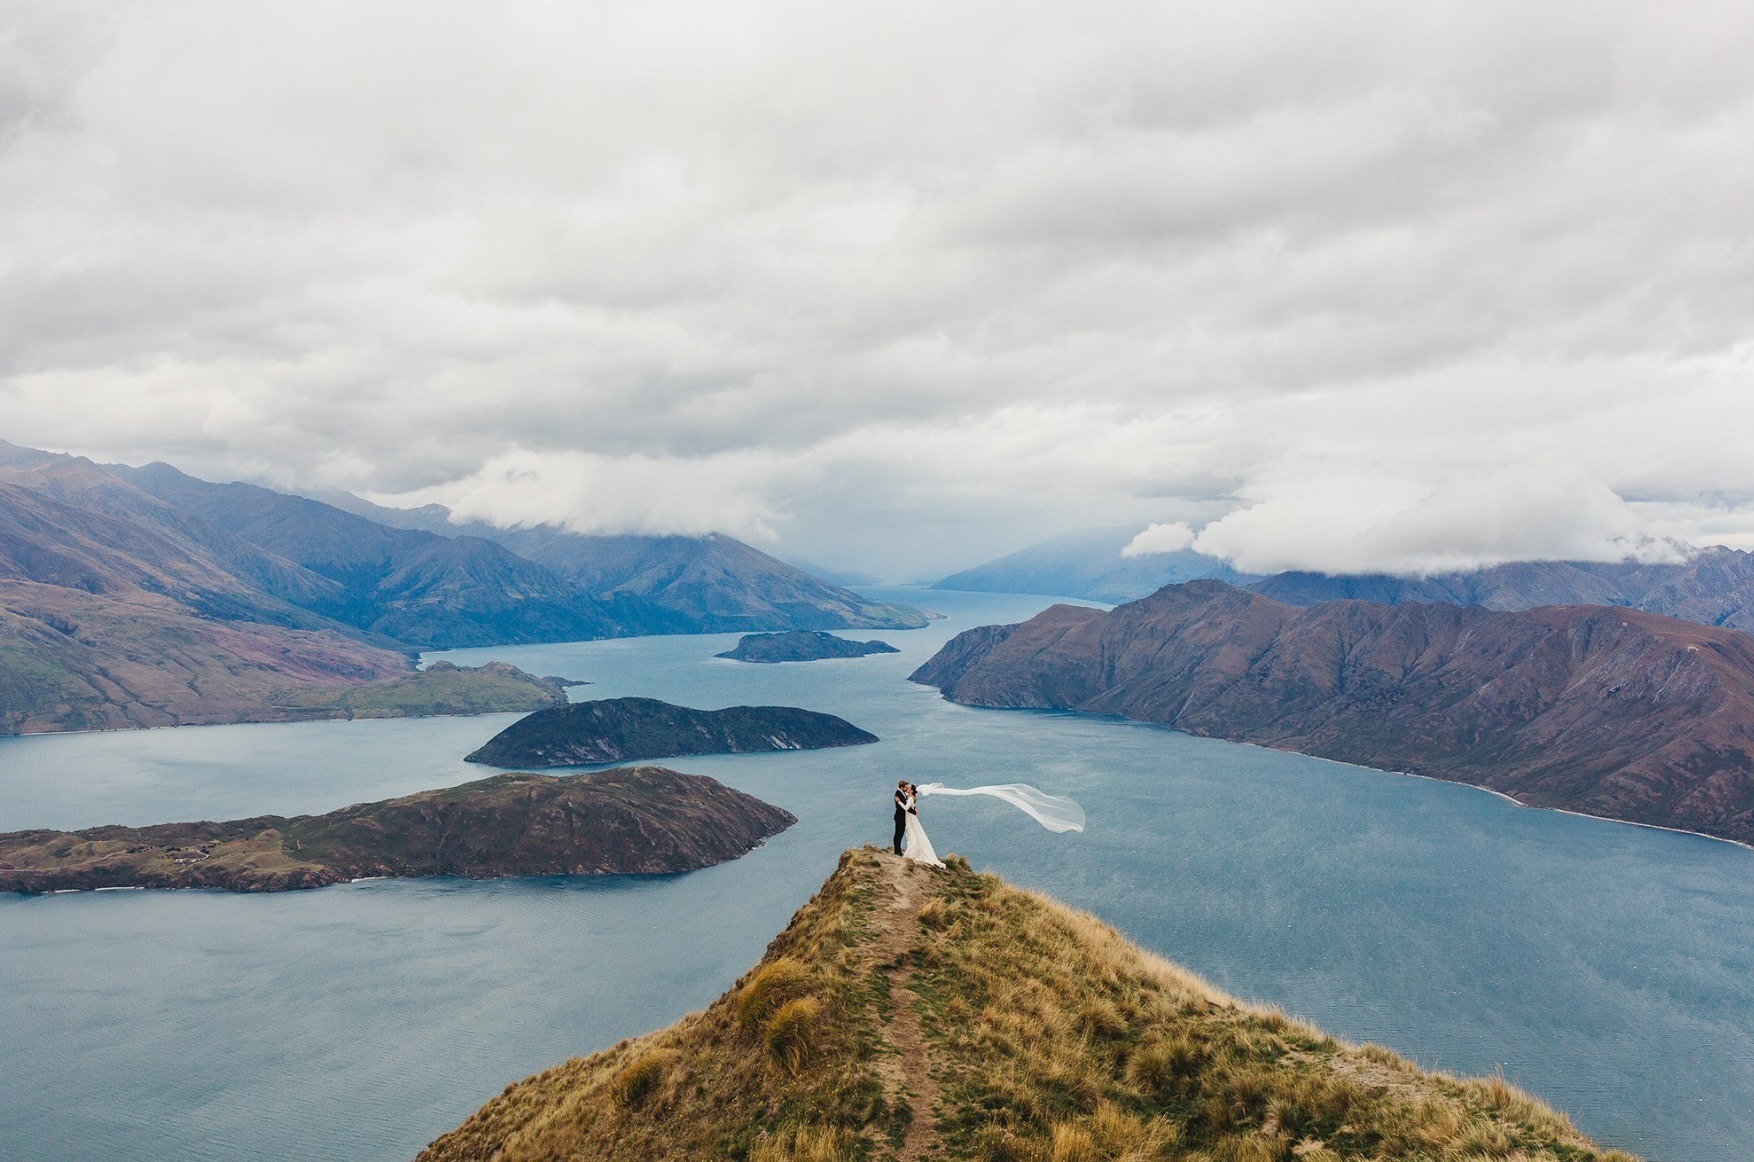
[[933, 527, 1254, 604], [0, 440, 921, 733], [913, 580, 1754, 843], [1251, 550, 1754, 633], [935, 527, 1754, 637]]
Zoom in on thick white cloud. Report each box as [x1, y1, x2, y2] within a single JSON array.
[[1122, 523, 1196, 558], [4, 0, 1754, 577], [1193, 465, 1689, 576]]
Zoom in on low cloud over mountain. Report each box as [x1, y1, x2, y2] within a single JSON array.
[[5, 2, 1754, 576]]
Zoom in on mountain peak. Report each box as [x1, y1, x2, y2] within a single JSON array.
[[421, 849, 1631, 1161]]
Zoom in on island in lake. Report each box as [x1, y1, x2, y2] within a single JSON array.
[[421, 848, 1629, 1162], [0, 766, 794, 893], [466, 696, 879, 768], [913, 579, 1754, 844], [715, 630, 899, 663]]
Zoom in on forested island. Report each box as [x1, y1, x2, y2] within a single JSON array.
[[715, 630, 899, 663], [466, 696, 879, 767]]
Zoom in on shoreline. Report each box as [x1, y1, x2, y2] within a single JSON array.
[[1037, 707, 1754, 855]]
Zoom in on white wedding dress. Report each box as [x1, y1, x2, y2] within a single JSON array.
[[901, 795, 945, 868]]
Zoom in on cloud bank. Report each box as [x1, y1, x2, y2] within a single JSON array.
[[1122, 523, 1196, 558], [4, 0, 1754, 576]]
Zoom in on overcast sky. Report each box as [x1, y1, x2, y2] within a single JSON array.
[[5, 1, 1754, 578]]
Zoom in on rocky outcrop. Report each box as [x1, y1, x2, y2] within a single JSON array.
[[0, 767, 795, 892], [913, 580, 1754, 843], [715, 630, 899, 663], [466, 696, 879, 767]]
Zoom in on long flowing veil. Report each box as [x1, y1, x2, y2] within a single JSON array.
[[915, 783, 1085, 833]]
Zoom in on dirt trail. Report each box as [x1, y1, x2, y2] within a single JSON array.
[[869, 853, 944, 1161]]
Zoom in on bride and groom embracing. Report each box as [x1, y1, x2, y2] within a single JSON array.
[[889, 777, 1086, 868], [891, 779, 944, 868]]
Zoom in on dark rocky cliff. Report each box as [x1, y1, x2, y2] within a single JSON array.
[[912, 580, 1754, 843]]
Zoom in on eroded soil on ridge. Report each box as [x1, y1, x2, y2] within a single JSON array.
[[869, 852, 945, 1161]]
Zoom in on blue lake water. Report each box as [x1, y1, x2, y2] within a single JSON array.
[[2, 586, 1752, 1161]]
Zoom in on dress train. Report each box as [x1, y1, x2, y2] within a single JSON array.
[[901, 797, 945, 868]]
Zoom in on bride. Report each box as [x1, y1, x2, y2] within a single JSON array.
[[900, 782, 945, 868], [900, 780, 1083, 869]]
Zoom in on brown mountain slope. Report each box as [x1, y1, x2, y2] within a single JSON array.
[[0, 579, 412, 733], [112, 459, 675, 647], [912, 581, 1754, 843], [0, 464, 344, 627], [0, 452, 592, 733], [420, 849, 1633, 1161]]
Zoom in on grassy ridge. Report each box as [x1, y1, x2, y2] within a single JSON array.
[[419, 848, 1633, 1161]]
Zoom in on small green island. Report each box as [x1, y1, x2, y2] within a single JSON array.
[[715, 630, 900, 663], [266, 660, 582, 720], [0, 767, 794, 893], [465, 696, 879, 768]]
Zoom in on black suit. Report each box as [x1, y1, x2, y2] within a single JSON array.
[[892, 790, 908, 855]]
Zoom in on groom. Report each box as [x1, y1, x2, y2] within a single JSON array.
[[892, 779, 911, 855]]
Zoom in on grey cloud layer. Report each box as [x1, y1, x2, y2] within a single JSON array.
[[4, 0, 1753, 576]]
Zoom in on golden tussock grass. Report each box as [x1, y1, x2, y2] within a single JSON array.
[[418, 847, 1638, 1161]]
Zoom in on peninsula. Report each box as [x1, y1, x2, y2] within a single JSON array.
[[421, 849, 1632, 1161], [265, 660, 578, 720], [911, 580, 1754, 844], [0, 767, 795, 893], [715, 630, 899, 663], [465, 696, 879, 767]]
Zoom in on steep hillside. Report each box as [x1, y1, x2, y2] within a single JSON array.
[[421, 848, 1633, 1161], [0, 455, 423, 732], [119, 461, 925, 638], [0, 579, 410, 733], [934, 526, 1253, 603], [0, 453, 345, 628], [113, 460, 677, 646], [493, 528, 928, 632], [0, 446, 600, 733], [1252, 549, 1754, 633], [913, 581, 1754, 843], [0, 766, 794, 892]]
